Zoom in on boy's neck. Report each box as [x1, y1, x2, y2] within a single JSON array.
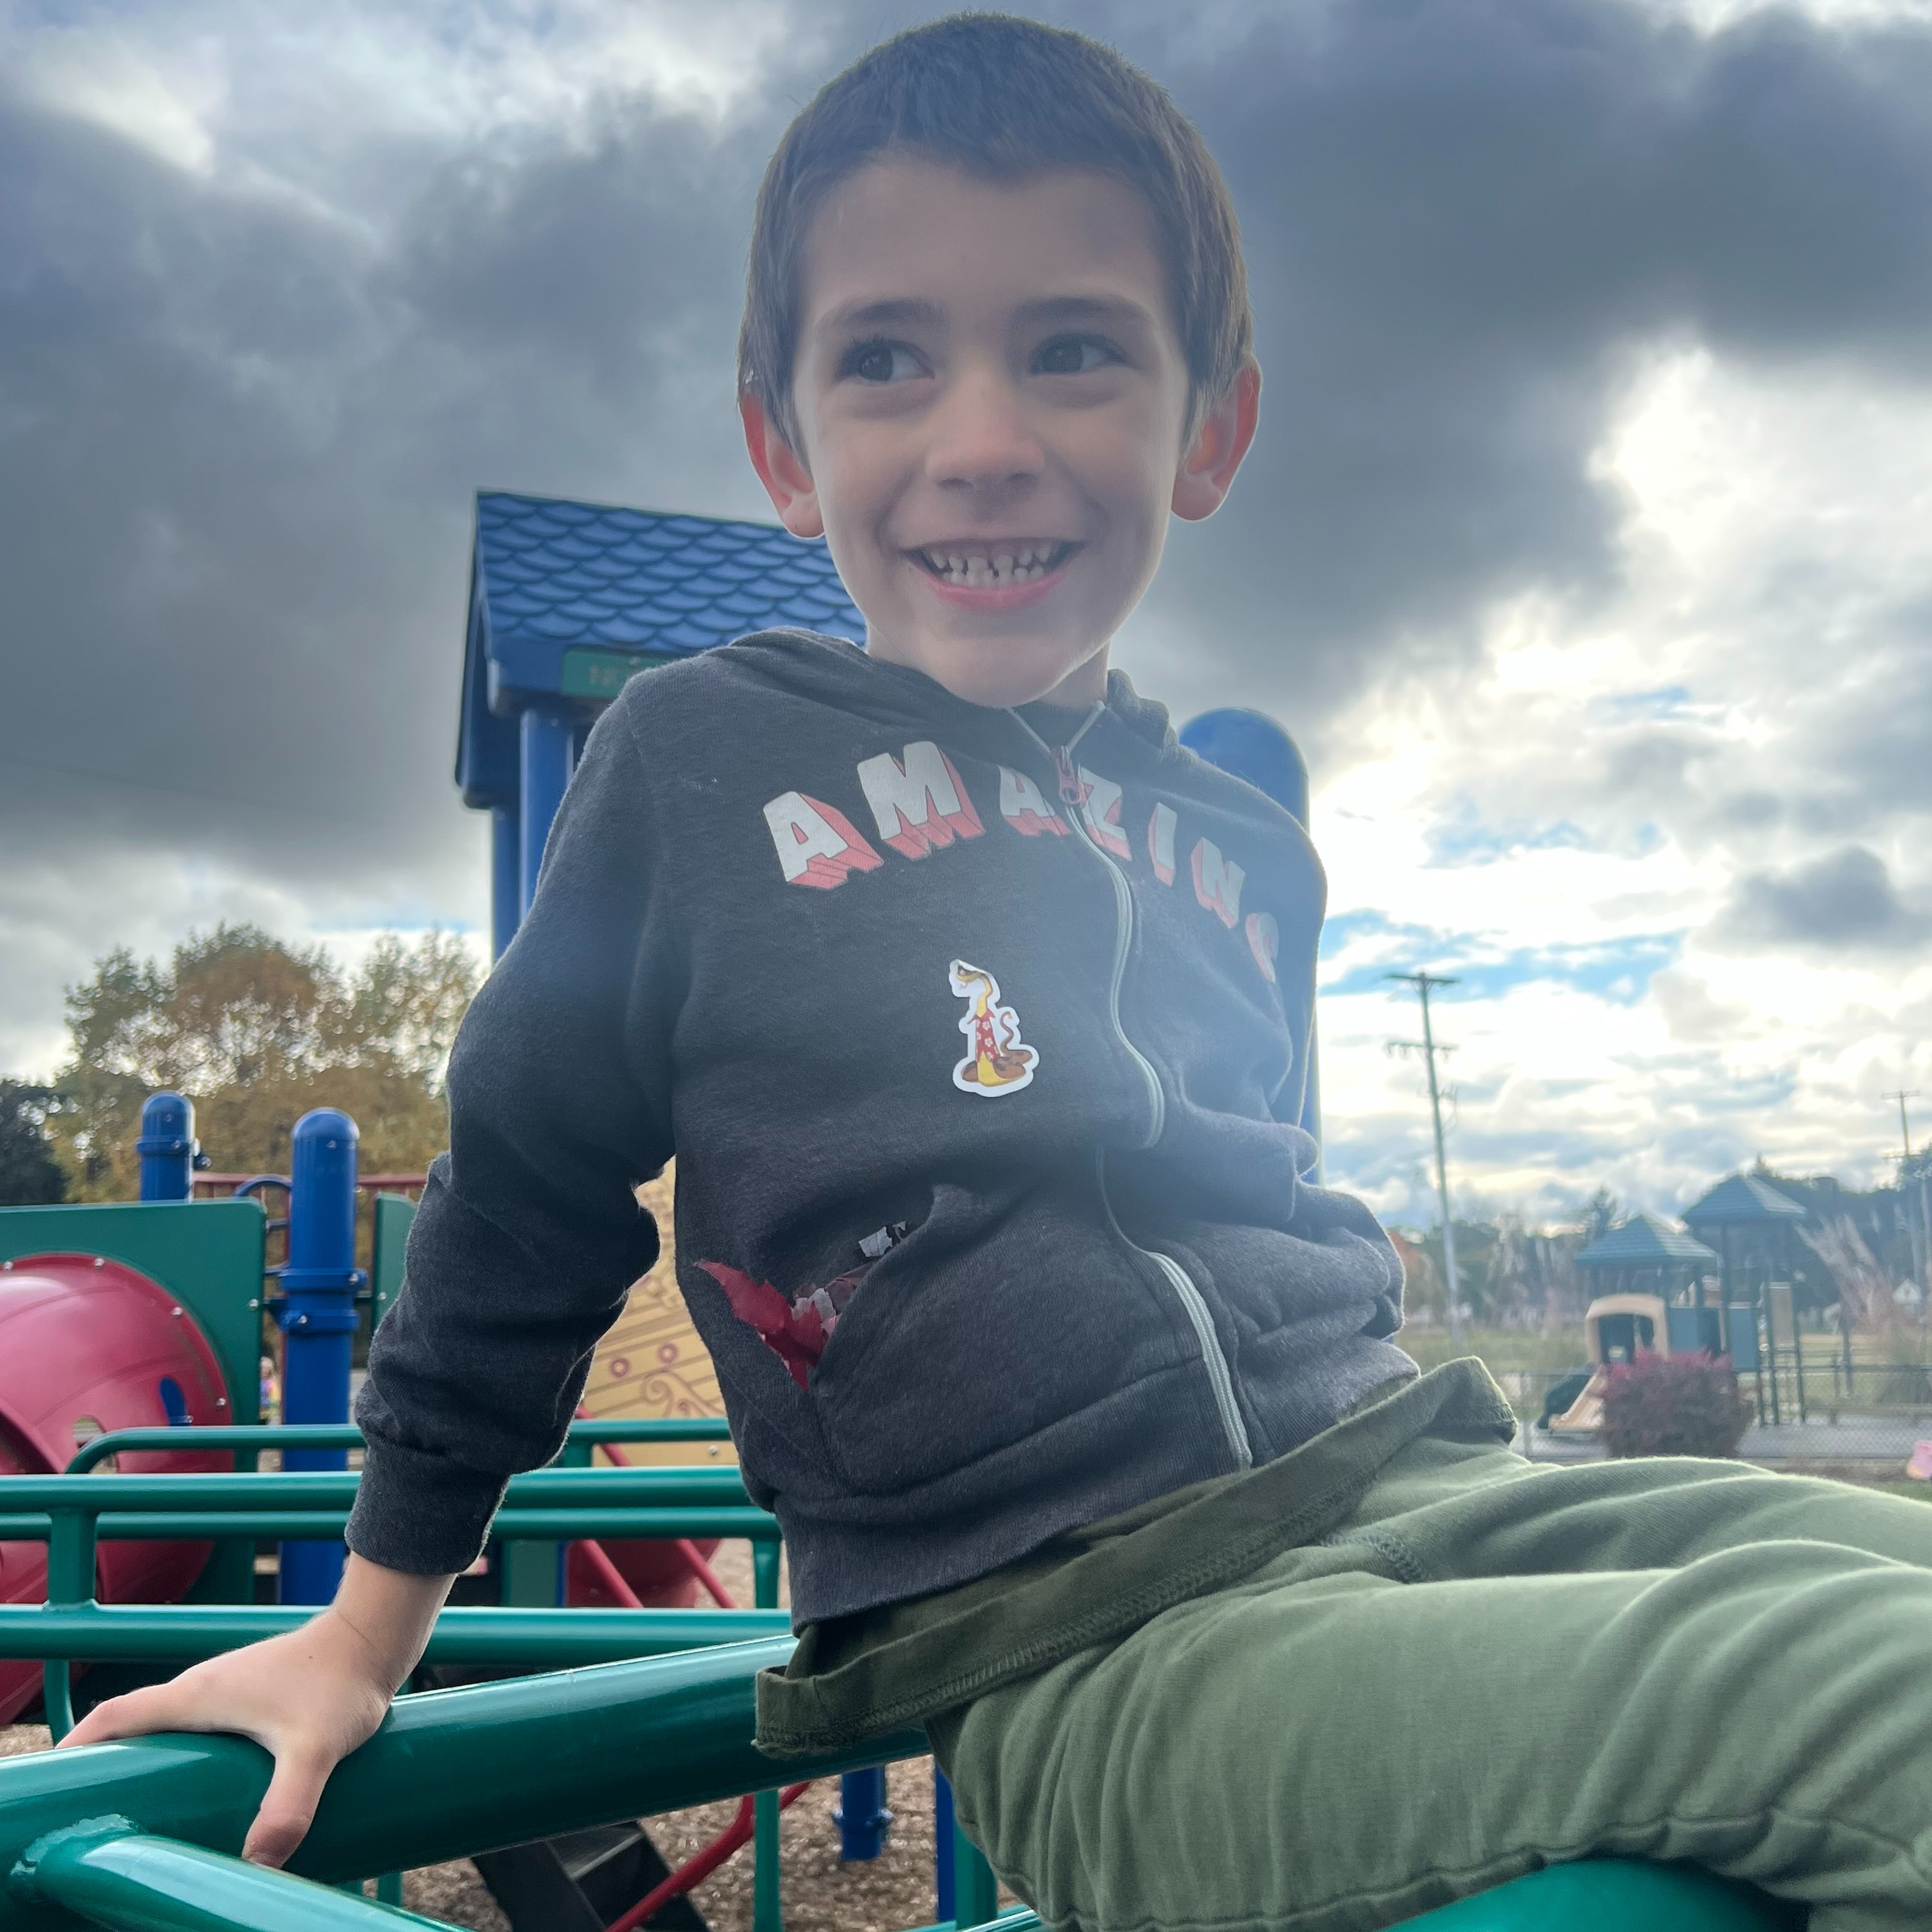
[[863, 633, 1112, 715]]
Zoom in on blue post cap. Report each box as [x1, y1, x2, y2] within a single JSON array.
[[134, 1091, 195, 1158], [1179, 709, 1311, 828], [291, 1107, 360, 1153]]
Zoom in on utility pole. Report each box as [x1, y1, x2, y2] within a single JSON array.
[[1390, 972, 1462, 1354], [1887, 1091, 1926, 1304]]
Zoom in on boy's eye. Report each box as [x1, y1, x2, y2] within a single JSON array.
[[1033, 335, 1119, 376], [840, 339, 923, 384]]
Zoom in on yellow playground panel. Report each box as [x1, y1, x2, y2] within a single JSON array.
[[579, 1168, 737, 1467], [1547, 1292, 1673, 1434]]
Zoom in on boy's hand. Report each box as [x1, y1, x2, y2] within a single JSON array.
[[58, 1556, 456, 1867]]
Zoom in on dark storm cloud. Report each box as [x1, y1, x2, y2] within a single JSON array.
[[0, 77, 766, 901], [1714, 843, 1931, 951], [1096, 0, 1932, 731], [3, 0, 1932, 1068]]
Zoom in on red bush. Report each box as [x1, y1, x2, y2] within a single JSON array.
[[1601, 1351, 1752, 1460]]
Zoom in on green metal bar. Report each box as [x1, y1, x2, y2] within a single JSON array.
[[374, 1873, 404, 1908], [753, 1540, 782, 1609], [36, 1666, 73, 1747], [953, 1828, 1000, 1929], [747, 1538, 785, 1932], [67, 1427, 364, 1475], [0, 1642, 929, 1929], [14, 1817, 451, 1931], [0, 1603, 791, 1665], [40, 1510, 95, 1743], [2, 1468, 753, 1512], [0, 1508, 779, 1544], [66, 1417, 735, 1475], [561, 1418, 734, 1444], [753, 1790, 783, 1932], [498, 1535, 564, 1609]]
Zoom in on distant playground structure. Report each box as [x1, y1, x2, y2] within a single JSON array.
[[0, 494, 1798, 1931]]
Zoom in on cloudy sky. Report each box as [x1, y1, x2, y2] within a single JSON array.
[[3, 0, 1928, 1228]]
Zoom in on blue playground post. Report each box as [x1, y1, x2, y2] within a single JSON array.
[[834, 1767, 892, 1862], [1180, 708, 1322, 1179], [518, 709, 576, 921], [934, 1768, 956, 1919], [135, 1092, 197, 1202], [1179, 707, 1311, 828], [491, 804, 521, 961], [277, 1108, 364, 1604]]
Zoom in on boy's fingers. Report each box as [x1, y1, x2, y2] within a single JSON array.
[[57, 1683, 185, 1748], [242, 1749, 334, 1868]]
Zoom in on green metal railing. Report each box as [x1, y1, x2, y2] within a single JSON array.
[[63, 1417, 738, 1476], [0, 1464, 778, 1740], [0, 1639, 933, 1932], [1, 1419, 997, 1932]]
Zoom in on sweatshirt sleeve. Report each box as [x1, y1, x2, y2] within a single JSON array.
[[346, 695, 680, 1575]]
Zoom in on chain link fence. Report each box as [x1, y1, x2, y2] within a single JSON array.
[[1485, 1363, 1932, 1469]]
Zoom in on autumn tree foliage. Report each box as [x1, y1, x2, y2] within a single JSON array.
[[54, 924, 479, 1197]]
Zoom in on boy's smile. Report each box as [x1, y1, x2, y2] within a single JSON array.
[[744, 158, 1259, 710]]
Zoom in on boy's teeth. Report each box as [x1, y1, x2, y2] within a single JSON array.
[[922, 545, 1062, 586]]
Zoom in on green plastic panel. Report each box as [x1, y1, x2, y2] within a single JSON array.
[[0, 1199, 268, 1609], [0, 1200, 265, 1427], [369, 1195, 415, 1331]]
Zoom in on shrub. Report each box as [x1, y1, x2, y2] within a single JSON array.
[[1602, 1351, 1752, 1460]]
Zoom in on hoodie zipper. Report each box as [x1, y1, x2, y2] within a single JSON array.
[[1014, 710, 1254, 1471]]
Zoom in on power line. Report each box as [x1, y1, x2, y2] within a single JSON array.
[[1887, 1090, 1928, 1296], [1388, 970, 1463, 1354], [1885, 1090, 1920, 1162]]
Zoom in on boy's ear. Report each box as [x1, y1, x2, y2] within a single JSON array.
[[1171, 360, 1261, 523], [740, 392, 825, 540]]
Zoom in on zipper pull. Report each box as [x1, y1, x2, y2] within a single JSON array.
[[1053, 746, 1084, 809]]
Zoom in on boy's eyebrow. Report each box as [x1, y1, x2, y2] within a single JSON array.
[[820, 297, 945, 335], [1012, 294, 1159, 333], [815, 293, 1160, 337]]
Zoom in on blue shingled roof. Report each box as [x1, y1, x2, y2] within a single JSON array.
[[479, 491, 862, 666], [458, 491, 866, 807], [1575, 1213, 1719, 1270], [1682, 1174, 1810, 1227]]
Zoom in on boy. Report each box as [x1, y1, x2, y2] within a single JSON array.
[[68, 17, 1932, 1930]]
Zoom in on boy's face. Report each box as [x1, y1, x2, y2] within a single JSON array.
[[743, 158, 1259, 710]]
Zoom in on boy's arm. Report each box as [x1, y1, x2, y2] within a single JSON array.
[[60, 700, 680, 1869], [349, 695, 679, 1575]]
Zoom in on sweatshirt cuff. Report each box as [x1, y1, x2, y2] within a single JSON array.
[[346, 1434, 511, 1577]]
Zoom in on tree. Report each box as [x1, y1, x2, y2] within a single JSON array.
[[1583, 1188, 1620, 1248], [0, 1082, 68, 1205], [53, 924, 480, 1197]]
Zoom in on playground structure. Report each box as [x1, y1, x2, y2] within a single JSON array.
[[1544, 1292, 1730, 1436], [0, 495, 1802, 1929]]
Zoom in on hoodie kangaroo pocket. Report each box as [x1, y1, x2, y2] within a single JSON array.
[[809, 1182, 1200, 1498]]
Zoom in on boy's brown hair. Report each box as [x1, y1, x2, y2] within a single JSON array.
[[739, 12, 1253, 450]]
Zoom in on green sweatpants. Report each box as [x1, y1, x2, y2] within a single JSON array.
[[930, 1429, 1932, 1932]]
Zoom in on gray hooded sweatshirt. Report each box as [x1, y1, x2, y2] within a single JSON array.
[[347, 630, 1413, 1625]]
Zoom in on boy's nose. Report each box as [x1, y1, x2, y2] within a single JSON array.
[[923, 367, 1045, 494]]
